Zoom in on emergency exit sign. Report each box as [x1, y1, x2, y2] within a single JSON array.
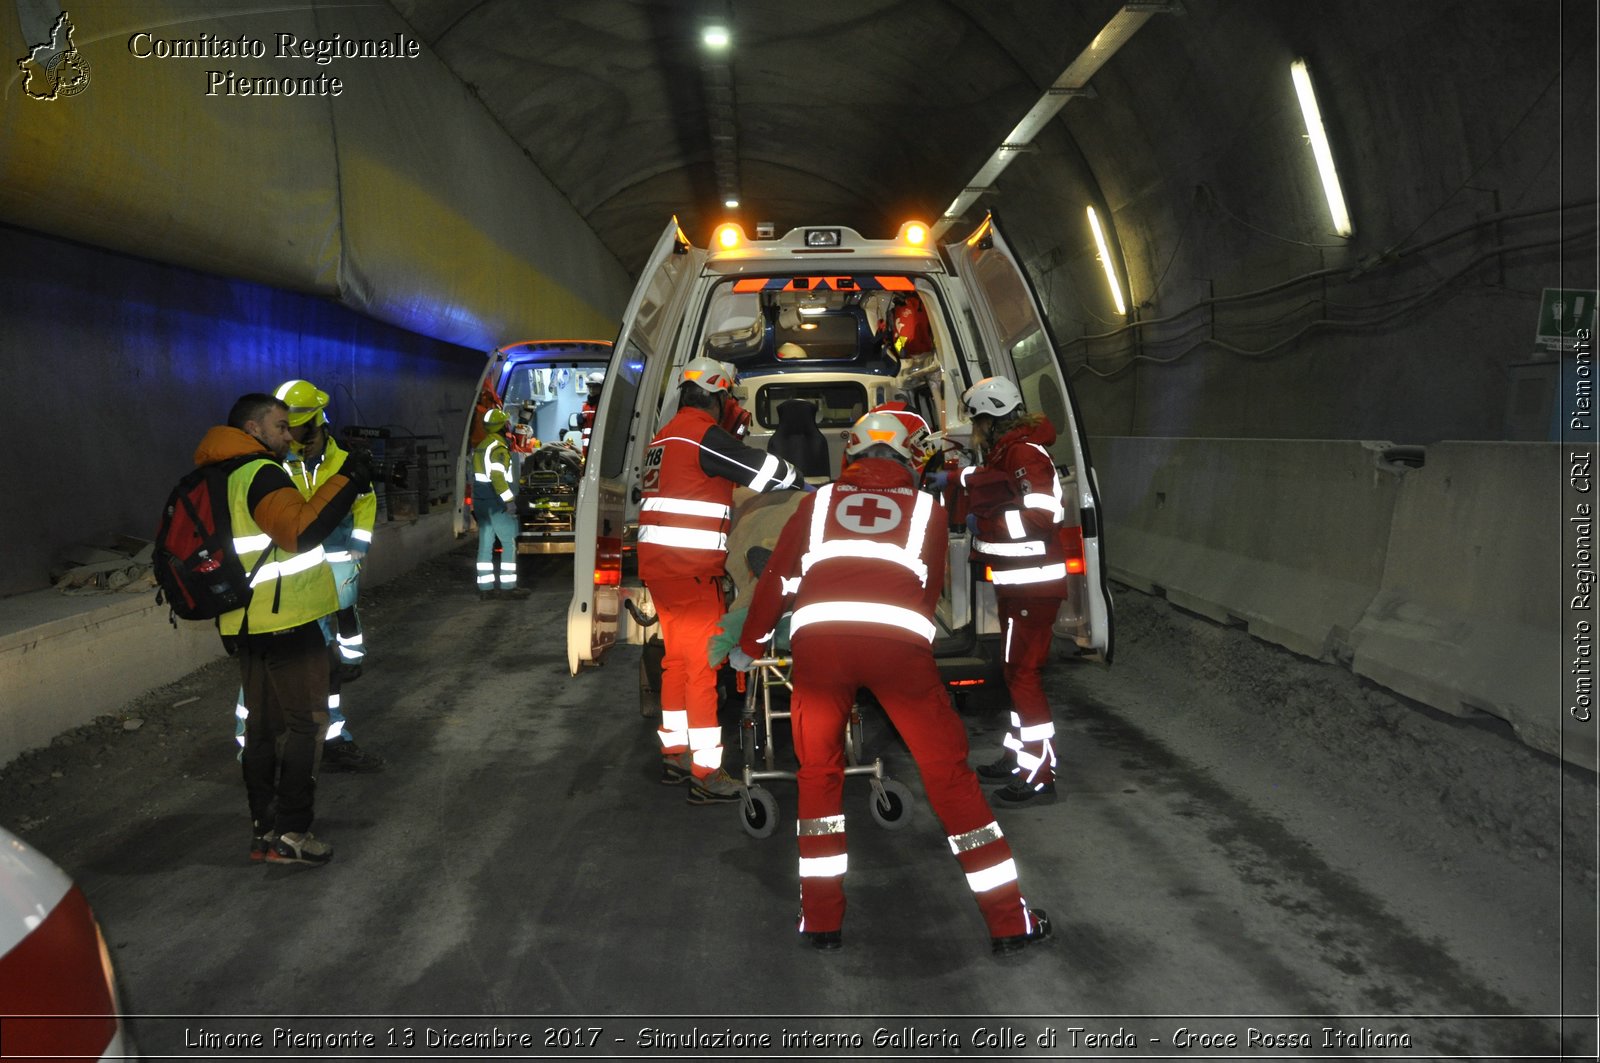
[[1535, 288, 1598, 352]]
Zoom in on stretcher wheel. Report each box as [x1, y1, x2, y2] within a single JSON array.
[[869, 779, 913, 830], [738, 785, 779, 839]]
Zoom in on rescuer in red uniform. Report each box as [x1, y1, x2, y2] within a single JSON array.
[[733, 410, 1051, 954], [948, 377, 1071, 806], [638, 356, 805, 804]]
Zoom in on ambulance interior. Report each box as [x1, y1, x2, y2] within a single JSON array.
[[697, 276, 964, 476]]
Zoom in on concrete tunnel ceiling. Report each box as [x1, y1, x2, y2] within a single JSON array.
[[389, 0, 1132, 271]]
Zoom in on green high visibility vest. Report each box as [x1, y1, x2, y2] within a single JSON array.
[[219, 459, 338, 636]]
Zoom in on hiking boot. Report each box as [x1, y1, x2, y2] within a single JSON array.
[[992, 908, 1052, 955], [992, 778, 1057, 807], [686, 767, 743, 805], [268, 831, 333, 866], [660, 751, 694, 786], [323, 741, 386, 773], [975, 752, 1015, 781], [337, 662, 364, 684], [502, 587, 531, 600], [250, 827, 276, 863], [478, 589, 495, 601]]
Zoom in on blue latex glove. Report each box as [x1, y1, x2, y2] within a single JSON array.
[[926, 471, 952, 490], [799, 481, 819, 493], [728, 646, 756, 672], [965, 513, 980, 535]]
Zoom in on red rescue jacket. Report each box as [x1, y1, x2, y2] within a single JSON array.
[[741, 457, 947, 654], [638, 405, 800, 581], [961, 417, 1069, 600]]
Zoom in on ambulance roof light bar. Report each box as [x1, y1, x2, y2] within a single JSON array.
[[931, 2, 1182, 241]]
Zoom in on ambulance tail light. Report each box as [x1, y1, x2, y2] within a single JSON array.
[[948, 678, 985, 687], [714, 223, 745, 250], [1062, 524, 1086, 575], [594, 535, 623, 585], [898, 220, 929, 247]]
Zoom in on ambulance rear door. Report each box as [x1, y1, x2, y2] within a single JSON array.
[[943, 212, 1115, 662], [568, 219, 704, 673]]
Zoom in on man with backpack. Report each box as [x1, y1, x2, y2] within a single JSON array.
[[194, 393, 372, 866]]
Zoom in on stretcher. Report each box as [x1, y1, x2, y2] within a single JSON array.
[[734, 652, 915, 838]]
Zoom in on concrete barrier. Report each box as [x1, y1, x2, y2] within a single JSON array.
[[1090, 437, 1581, 771], [0, 511, 460, 769], [1090, 437, 1407, 660], [1348, 442, 1575, 769]]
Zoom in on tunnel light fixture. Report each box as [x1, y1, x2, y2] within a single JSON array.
[[723, 197, 740, 208], [1086, 205, 1126, 316], [1291, 58, 1353, 237], [702, 26, 730, 49]]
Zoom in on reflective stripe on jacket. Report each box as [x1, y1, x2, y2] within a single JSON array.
[[284, 437, 376, 563], [220, 459, 339, 636], [638, 406, 800, 581], [472, 433, 515, 514], [962, 426, 1069, 600], [742, 457, 947, 652]]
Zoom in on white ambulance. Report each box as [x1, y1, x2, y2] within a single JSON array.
[[567, 214, 1114, 686]]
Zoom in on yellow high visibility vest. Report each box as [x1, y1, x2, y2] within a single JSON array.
[[219, 459, 338, 636]]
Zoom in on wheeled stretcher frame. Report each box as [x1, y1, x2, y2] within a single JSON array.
[[734, 654, 914, 838]]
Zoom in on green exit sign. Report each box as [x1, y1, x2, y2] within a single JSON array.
[[1536, 288, 1598, 352]]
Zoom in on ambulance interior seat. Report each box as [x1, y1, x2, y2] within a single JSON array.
[[766, 399, 833, 479]]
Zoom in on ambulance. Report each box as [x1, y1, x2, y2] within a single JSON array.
[[567, 214, 1114, 689], [455, 339, 613, 555]]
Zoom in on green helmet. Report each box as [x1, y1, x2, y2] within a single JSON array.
[[274, 379, 329, 427]]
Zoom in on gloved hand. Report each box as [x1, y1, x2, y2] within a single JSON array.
[[965, 513, 980, 535], [926, 471, 952, 490], [728, 646, 756, 672], [339, 448, 375, 492], [799, 481, 819, 493]]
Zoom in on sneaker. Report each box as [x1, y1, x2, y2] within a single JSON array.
[[975, 753, 1015, 781], [337, 662, 364, 684], [249, 827, 276, 863], [686, 767, 743, 805], [660, 751, 694, 786], [323, 741, 386, 773], [992, 908, 1052, 954], [992, 778, 1057, 807], [267, 831, 333, 866]]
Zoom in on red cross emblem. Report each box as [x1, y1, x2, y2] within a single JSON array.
[[835, 492, 902, 534]]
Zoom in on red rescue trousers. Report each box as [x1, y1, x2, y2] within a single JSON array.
[[999, 596, 1060, 787], [647, 576, 727, 778], [790, 632, 1031, 939]]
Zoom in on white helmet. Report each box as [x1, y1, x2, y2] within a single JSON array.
[[962, 376, 1023, 418], [845, 410, 932, 466], [678, 356, 736, 394]]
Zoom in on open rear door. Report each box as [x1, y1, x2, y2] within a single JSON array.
[[567, 219, 704, 673], [944, 213, 1114, 662]]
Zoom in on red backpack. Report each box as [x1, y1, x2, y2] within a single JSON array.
[[153, 456, 269, 623]]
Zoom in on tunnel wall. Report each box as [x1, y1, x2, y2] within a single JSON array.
[[990, 0, 1596, 445], [0, 225, 484, 597], [1093, 436, 1585, 771], [1, 0, 632, 349]]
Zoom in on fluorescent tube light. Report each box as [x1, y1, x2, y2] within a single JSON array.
[[1086, 206, 1126, 315], [1291, 58, 1353, 237]]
